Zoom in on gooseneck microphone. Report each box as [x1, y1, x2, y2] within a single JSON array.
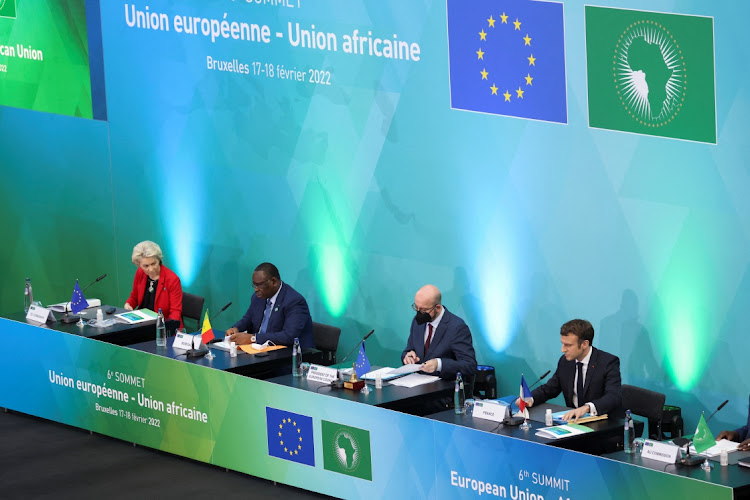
[[331, 329, 375, 388], [674, 399, 729, 466], [61, 274, 108, 323], [188, 301, 233, 355], [528, 370, 551, 390]]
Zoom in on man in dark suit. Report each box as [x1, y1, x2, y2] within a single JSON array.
[[716, 395, 750, 451], [402, 284, 477, 381], [226, 262, 313, 348], [529, 319, 621, 422]]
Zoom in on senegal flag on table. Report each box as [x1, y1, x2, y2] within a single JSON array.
[[200, 310, 214, 344], [585, 6, 716, 143]]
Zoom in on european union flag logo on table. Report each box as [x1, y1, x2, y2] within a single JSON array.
[[266, 407, 315, 466], [354, 341, 371, 378], [70, 280, 89, 315], [446, 0, 568, 123]]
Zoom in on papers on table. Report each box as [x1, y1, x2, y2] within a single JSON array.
[[690, 438, 739, 457], [389, 373, 440, 388], [114, 309, 157, 324], [49, 298, 101, 313], [552, 410, 608, 425], [360, 367, 403, 381], [535, 423, 594, 439], [389, 363, 423, 376]]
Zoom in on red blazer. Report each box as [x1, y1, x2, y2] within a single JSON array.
[[126, 265, 183, 328]]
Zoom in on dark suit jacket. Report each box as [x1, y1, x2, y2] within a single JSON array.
[[531, 347, 622, 415], [401, 308, 477, 380], [232, 283, 313, 348], [736, 394, 750, 442]]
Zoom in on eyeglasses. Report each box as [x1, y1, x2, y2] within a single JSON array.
[[252, 278, 271, 289], [412, 303, 438, 314]]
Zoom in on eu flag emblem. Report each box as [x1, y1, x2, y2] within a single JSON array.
[[446, 0, 568, 123], [354, 341, 371, 378], [266, 407, 315, 466], [70, 280, 89, 315]]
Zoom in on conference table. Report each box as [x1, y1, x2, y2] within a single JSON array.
[[127, 336, 324, 379], [7, 305, 155, 345], [604, 449, 750, 499], [267, 369, 454, 416], [427, 401, 644, 455]]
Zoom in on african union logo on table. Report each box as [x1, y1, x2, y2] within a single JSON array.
[[321, 420, 372, 481], [0, 0, 17, 19], [446, 0, 568, 124]]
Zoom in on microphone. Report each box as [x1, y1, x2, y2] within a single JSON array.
[[61, 274, 108, 323], [674, 399, 728, 466], [528, 370, 551, 390], [331, 329, 375, 388], [205, 302, 233, 343]]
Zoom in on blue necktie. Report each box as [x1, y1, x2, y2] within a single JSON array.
[[260, 299, 273, 334]]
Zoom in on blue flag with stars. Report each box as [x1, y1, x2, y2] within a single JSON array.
[[446, 0, 568, 123], [355, 341, 371, 378], [70, 280, 89, 315], [265, 407, 315, 466]]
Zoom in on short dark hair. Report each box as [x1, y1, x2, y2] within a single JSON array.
[[254, 262, 280, 280], [560, 319, 594, 345]]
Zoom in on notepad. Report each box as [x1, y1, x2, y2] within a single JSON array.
[[535, 423, 593, 439]]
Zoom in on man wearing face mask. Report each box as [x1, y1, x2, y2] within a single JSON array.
[[401, 284, 477, 381]]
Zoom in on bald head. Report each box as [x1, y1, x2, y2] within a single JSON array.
[[414, 284, 442, 311]]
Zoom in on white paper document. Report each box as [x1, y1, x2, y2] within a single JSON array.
[[49, 298, 101, 313], [389, 364, 423, 376], [690, 438, 739, 457], [389, 373, 440, 388]]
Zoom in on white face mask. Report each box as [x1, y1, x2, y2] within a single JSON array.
[[252, 340, 273, 350]]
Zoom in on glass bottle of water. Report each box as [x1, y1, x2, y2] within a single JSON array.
[[454, 372, 466, 414], [292, 337, 302, 376], [24, 278, 33, 313], [156, 308, 167, 347], [624, 409, 635, 453]]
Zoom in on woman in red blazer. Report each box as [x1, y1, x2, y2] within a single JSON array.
[[124, 240, 183, 328]]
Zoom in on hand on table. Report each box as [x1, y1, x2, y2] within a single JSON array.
[[227, 331, 254, 346], [561, 405, 590, 422], [420, 359, 438, 373], [403, 350, 420, 365], [124, 303, 134, 311]]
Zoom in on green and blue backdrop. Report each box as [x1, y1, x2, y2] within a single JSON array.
[[1, 0, 748, 438]]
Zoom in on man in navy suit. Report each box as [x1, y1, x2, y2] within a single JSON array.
[[226, 262, 314, 348], [529, 319, 622, 422], [402, 284, 477, 381], [716, 395, 750, 451]]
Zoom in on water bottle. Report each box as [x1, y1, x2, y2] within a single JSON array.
[[624, 409, 635, 453], [454, 372, 466, 414], [24, 278, 33, 313], [156, 308, 166, 347], [545, 408, 554, 427], [292, 337, 302, 377]]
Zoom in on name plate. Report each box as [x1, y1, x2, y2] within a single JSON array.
[[472, 400, 509, 423], [26, 304, 56, 324], [642, 439, 680, 463], [173, 332, 197, 350], [307, 364, 338, 384]]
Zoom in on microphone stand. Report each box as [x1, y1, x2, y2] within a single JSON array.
[[331, 329, 375, 388], [186, 301, 232, 358], [61, 274, 108, 324], [504, 370, 551, 426], [676, 400, 728, 468]]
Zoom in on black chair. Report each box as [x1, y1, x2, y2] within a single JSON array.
[[182, 292, 205, 330], [622, 384, 666, 439], [312, 322, 341, 366]]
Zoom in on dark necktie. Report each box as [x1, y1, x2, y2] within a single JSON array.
[[576, 361, 584, 407], [424, 323, 434, 353], [260, 299, 272, 334]]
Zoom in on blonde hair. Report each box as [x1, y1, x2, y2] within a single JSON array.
[[131, 240, 163, 265]]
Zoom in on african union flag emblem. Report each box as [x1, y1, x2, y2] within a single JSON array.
[[266, 407, 315, 466], [446, 0, 568, 123], [585, 6, 716, 143], [0, 0, 16, 19]]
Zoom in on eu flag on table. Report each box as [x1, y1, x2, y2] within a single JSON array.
[[446, 0, 568, 123], [266, 407, 315, 466], [518, 374, 533, 416], [70, 280, 89, 315], [200, 310, 214, 344], [355, 341, 371, 378]]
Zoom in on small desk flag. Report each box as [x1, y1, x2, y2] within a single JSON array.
[[518, 375, 533, 418], [200, 310, 214, 344], [354, 341, 371, 378], [70, 280, 89, 315]]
